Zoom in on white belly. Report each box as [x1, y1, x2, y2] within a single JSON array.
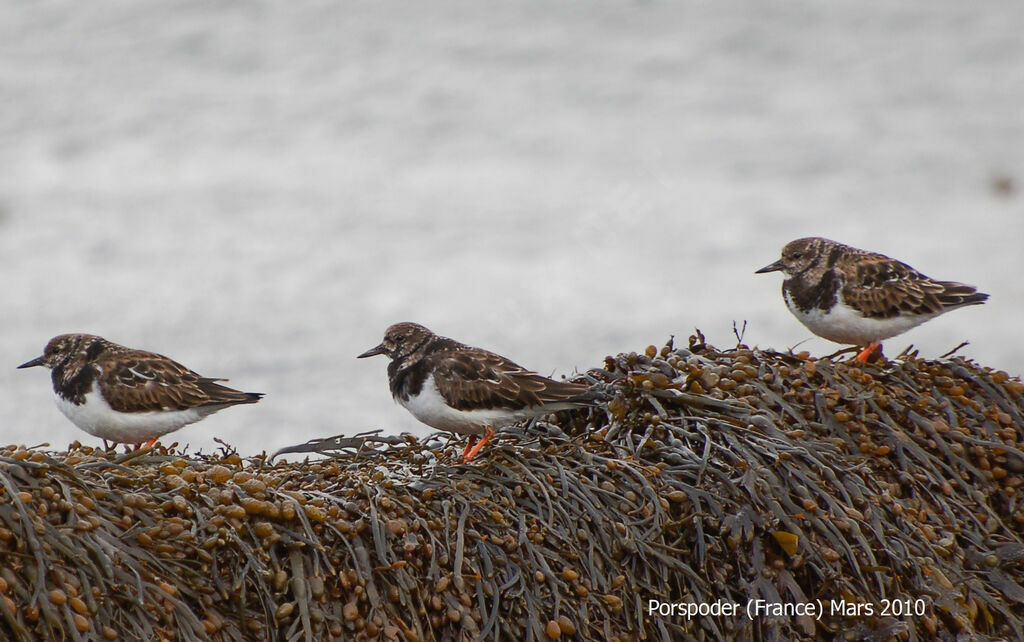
[[786, 290, 935, 345], [54, 381, 207, 444], [398, 375, 554, 435]]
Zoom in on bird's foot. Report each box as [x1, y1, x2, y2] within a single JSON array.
[[131, 438, 159, 452], [853, 342, 883, 363], [462, 427, 495, 462], [461, 435, 479, 461]]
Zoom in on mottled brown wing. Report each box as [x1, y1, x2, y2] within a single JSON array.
[[841, 255, 953, 319], [432, 349, 589, 412], [97, 350, 260, 413]]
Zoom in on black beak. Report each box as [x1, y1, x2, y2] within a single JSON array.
[[755, 259, 785, 274], [357, 344, 386, 359], [17, 356, 45, 369]]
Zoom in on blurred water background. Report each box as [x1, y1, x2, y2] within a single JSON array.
[[2, 1, 1022, 455]]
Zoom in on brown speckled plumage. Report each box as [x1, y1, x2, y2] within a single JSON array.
[[760, 237, 988, 319], [362, 322, 592, 413], [20, 333, 262, 412], [757, 238, 988, 358], [358, 322, 598, 461]]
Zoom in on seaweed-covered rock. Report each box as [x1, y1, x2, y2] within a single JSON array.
[[0, 334, 1021, 640]]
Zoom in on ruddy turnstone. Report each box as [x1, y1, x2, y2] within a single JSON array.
[[756, 237, 989, 362], [18, 334, 263, 447], [358, 322, 597, 461]]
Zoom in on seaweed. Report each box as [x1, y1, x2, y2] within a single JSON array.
[[0, 333, 1022, 640]]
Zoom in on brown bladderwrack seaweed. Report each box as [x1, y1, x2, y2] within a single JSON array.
[[0, 333, 1021, 640]]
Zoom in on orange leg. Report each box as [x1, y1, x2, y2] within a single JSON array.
[[462, 427, 495, 462], [132, 437, 158, 451], [853, 341, 882, 363], [461, 435, 479, 460]]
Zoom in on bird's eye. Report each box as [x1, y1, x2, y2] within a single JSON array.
[[791, 252, 802, 259]]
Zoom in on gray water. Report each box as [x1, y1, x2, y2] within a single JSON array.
[[2, 1, 1022, 455]]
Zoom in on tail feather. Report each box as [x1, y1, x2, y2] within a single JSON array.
[[937, 281, 989, 309], [240, 392, 265, 404], [198, 394, 263, 415], [565, 385, 614, 406], [198, 378, 265, 407]]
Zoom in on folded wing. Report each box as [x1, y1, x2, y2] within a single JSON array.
[[432, 349, 589, 412], [842, 255, 987, 319], [98, 351, 262, 413]]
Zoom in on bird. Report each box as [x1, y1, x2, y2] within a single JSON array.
[[756, 237, 988, 362], [357, 322, 598, 462], [18, 334, 263, 448]]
